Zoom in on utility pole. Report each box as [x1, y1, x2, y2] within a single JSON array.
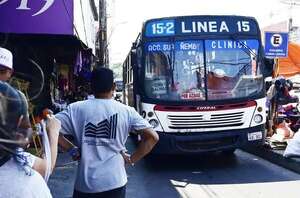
[[99, 0, 108, 67], [280, 0, 300, 32]]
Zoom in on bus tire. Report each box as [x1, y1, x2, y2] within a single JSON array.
[[221, 149, 236, 155]]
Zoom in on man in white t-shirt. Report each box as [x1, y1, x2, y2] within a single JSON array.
[[0, 82, 61, 198], [56, 67, 159, 198]]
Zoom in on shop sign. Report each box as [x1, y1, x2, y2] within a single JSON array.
[[0, 0, 73, 35]]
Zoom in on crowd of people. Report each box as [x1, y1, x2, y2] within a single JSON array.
[[0, 47, 159, 198]]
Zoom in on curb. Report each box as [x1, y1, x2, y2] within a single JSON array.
[[242, 146, 300, 174]]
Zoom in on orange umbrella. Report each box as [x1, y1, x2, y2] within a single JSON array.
[[277, 42, 300, 77]]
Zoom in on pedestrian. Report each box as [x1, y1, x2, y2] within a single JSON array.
[[0, 82, 61, 197], [56, 67, 159, 198], [0, 47, 13, 82], [0, 46, 61, 179]]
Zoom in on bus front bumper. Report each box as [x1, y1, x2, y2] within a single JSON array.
[[151, 125, 265, 154]]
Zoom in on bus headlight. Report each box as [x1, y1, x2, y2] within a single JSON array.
[[149, 119, 159, 128], [254, 114, 263, 124]]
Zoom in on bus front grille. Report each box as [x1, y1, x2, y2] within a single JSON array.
[[168, 112, 244, 129]]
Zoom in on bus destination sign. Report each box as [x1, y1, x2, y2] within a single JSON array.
[[145, 16, 258, 37]]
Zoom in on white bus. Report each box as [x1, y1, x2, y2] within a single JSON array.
[[123, 15, 269, 154]]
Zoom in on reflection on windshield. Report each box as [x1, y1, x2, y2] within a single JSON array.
[[145, 41, 205, 101], [144, 39, 263, 101], [205, 39, 262, 100], [173, 41, 205, 100]]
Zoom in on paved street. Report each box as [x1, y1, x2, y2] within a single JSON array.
[[49, 137, 300, 198], [3, 1, 300, 198], [48, 152, 77, 198]]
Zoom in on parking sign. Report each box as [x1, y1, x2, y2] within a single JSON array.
[[264, 32, 288, 58]]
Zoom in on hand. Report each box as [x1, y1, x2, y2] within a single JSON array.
[[46, 114, 61, 139], [120, 151, 134, 166]]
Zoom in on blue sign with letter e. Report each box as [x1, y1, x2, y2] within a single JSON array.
[[264, 32, 288, 58]]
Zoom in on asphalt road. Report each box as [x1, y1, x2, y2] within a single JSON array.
[[49, 137, 300, 198]]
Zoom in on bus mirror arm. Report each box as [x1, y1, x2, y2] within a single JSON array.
[[229, 34, 257, 58], [131, 49, 137, 54], [131, 49, 138, 67], [263, 57, 274, 78]]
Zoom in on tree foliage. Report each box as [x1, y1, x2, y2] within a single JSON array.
[[110, 63, 122, 79]]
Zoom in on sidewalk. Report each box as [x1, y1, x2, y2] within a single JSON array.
[[243, 145, 300, 174]]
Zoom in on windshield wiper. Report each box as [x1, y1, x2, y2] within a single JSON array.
[[230, 35, 258, 59], [236, 61, 252, 77]]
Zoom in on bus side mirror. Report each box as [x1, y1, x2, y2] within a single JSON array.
[[130, 48, 139, 88], [263, 57, 274, 77], [131, 49, 138, 67]]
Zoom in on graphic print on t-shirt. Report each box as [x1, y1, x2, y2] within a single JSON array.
[[84, 114, 118, 139]]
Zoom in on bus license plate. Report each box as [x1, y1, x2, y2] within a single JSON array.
[[248, 132, 262, 141]]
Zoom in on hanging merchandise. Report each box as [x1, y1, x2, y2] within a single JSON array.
[[58, 74, 68, 91], [57, 64, 70, 100], [74, 50, 82, 76], [79, 49, 93, 80]]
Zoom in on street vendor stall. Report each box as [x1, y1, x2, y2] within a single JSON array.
[[267, 42, 300, 156]]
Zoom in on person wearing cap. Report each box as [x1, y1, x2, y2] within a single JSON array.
[[0, 82, 61, 197], [0, 47, 59, 176], [56, 67, 159, 198], [0, 47, 13, 82]]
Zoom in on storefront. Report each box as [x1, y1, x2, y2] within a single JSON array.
[[0, 0, 98, 114]]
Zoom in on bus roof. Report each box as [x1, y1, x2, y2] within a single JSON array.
[[144, 15, 258, 23]]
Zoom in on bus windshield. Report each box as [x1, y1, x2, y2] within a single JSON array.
[[144, 39, 263, 101]]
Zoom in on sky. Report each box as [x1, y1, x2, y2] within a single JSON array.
[[107, 0, 300, 64]]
